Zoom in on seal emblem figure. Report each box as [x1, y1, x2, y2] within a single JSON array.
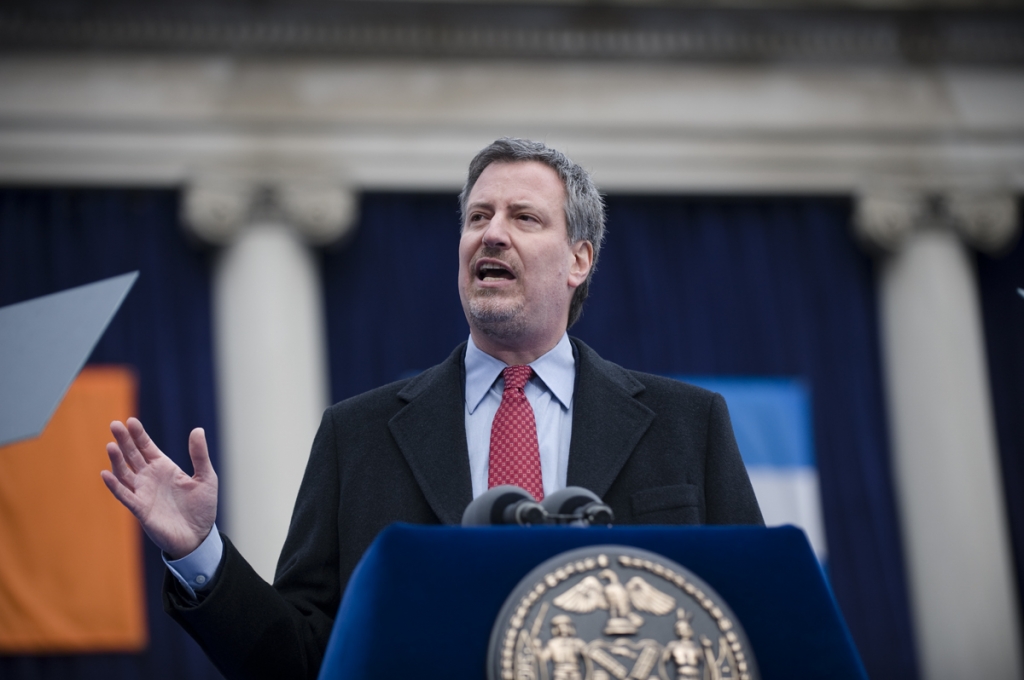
[[554, 568, 676, 635], [487, 546, 759, 680]]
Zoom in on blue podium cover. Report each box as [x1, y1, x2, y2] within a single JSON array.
[[320, 523, 866, 679]]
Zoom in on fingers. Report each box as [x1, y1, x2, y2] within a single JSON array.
[[100, 469, 141, 517], [188, 427, 217, 481], [110, 419, 147, 472], [110, 418, 214, 480], [125, 417, 162, 463], [105, 440, 136, 487]]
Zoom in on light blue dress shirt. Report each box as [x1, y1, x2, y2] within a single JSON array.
[[166, 333, 577, 595], [464, 333, 575, 499]]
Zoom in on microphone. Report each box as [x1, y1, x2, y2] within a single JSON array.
[[541, 486, 615, 526], [461, 485, 548, 526]]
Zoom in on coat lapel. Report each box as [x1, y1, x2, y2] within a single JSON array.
[[387, 339, 653, 521], [566, 339, 655, 498], [387, 344, 474, 525]]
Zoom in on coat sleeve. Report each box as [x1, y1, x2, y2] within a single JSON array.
[[703, 392, 764, 525], [163, 409, 341, 680]]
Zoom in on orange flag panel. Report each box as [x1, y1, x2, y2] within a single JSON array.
[[0, 366, 147, 653]]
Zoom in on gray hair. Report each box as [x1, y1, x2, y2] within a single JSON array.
[[459, 138, 606, 329]]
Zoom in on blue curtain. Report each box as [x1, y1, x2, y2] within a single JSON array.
[[0, 188, 223, 680], [322, 192, 919, 680], [976, 205, 1024, 646], [321, 192, 468, 400]]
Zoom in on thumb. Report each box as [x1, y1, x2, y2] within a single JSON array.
[[188, 427, 216, 480]]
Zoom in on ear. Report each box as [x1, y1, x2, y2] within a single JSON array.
[[567, 240, 594, 288]]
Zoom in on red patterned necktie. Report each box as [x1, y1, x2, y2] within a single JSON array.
[[488, 365, 544, 500]]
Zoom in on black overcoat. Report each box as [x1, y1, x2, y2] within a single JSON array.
[[164, 338, 763, 679]]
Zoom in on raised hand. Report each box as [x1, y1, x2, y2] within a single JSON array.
[[101, 417, 218, 560]]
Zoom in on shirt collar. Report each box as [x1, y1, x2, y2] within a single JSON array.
[[464, 333, 575, 414]]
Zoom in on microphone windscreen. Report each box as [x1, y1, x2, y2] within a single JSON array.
[[540, 486, 603, 516], [461, 485, 537, 526]]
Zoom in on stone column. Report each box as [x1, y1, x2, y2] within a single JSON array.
[[183, 178, 356, 582], [855, 189, 1021, 679]]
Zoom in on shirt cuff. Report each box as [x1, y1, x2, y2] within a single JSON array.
[[163, 524, 224, 600]]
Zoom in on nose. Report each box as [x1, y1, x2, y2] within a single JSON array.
[[481, 215, 511, 249]]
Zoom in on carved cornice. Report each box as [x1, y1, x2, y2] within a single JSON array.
[[1, 2, 1022, 64]]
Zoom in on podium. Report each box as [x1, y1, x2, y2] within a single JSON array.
[[319, 523, 867, 679]]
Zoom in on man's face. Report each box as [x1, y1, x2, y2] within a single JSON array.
[[553, 619, 575, 637], [458, 161, 592, 351]]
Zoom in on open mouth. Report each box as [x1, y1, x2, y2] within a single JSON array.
[[475, 260, 516, 282]]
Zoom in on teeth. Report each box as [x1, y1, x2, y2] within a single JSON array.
[[477, 262, 511, 280]]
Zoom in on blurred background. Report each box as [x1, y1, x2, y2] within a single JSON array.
[[0, 1, 1022, 678]]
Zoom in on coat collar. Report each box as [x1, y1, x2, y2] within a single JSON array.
[[387, 338, 655, 524]]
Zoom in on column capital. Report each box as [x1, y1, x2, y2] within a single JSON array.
[[853, 189, 928, 254], [181, 176, 358, 247], [181, 180, 255, 246], [277, 182, 358, 246], [854, 188, 1019, 256], [947, 191, 1020, 256]]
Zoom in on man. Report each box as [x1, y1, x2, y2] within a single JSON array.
[[539, 615, 587, 680], [102, 138, 762, 680]]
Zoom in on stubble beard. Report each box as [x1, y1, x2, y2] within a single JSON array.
[[467, 291, 527, 341]]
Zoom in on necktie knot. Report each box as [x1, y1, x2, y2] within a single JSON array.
[[502, 365, 532, 392]]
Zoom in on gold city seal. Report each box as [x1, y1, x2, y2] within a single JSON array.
[[487, 545, 759, 680]]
